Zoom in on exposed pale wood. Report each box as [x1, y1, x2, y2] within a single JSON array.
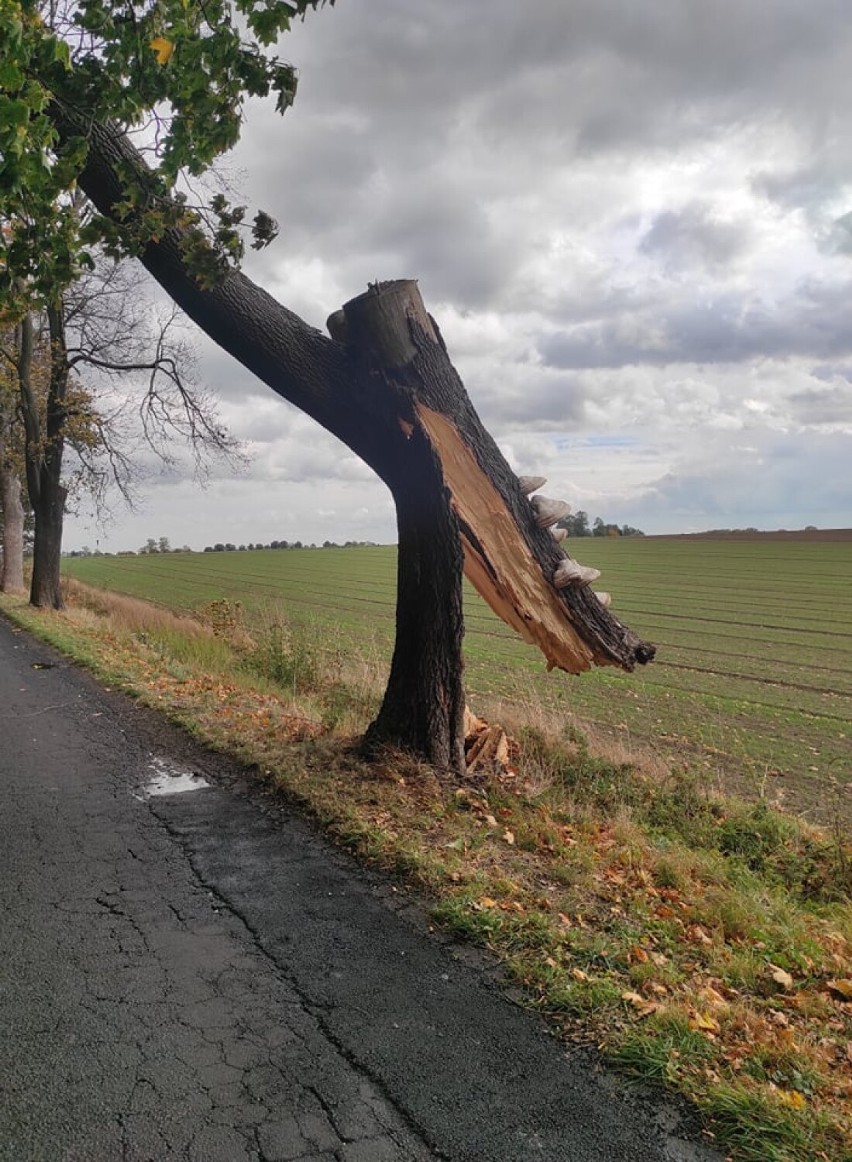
[[466, 723, 511, 774], [414, 404, 597, 675]]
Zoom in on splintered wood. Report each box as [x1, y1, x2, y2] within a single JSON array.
[[463, 707, 514, 775], [414, 404, 598, 675]]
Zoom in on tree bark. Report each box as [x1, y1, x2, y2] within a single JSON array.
[[21, 306, 69, 610], [346, 287, 467, 769], [52, 109, 656, 768], [0, 388, 26, 593], [29, 480, 67, 609], [0, 466, 26, 593], [363, 423, 466, 771]]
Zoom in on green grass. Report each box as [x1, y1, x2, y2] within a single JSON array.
[[63, 537, 852, 824]]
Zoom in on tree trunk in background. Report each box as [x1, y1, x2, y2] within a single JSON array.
[[0, 466, 26, 593], [22, 305, 68, 610], [29, 480, 67, 609]]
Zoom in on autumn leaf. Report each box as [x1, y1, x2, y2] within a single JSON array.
[[621, 991, 658, 1017], [686, 923, 713, 946], [149, 35, 174, 65], [768, 964, 794, 991], [697, 985, 728, 1009], [826, 978, 852, 1002], [502, 828, 515, 845], [775, 1089, 807, 1110], [689, 1010, 721, 1035], [621, 990, 646, 1007]]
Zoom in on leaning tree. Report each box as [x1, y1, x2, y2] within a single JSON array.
[[0, 0, 654, 772]]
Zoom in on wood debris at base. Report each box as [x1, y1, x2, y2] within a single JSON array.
[[463, 706, 518, 776]]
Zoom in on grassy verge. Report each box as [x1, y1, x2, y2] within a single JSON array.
[[3, 582, 850, 1162]]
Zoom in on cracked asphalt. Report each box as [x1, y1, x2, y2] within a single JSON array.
[[0, 614, 722, 1162]]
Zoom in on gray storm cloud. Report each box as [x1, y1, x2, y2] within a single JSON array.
[[65, 0, 852, 549]]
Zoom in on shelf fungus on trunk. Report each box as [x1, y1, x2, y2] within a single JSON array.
[[595, 592, 612, 608], [553, 558, 602, 589], [517, 475, 547, 495], [530, 495, 572, 529], [551, 527, 568, 543]]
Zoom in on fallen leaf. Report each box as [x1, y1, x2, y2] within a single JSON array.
[[698, 986, 728, 1009], [571, 968, 589, 982], [686, 924, 713, 946], [776, 1089, 806, 1110], [826, 978, 852, 1002], [769, 964, 794, 991], [502, 829, 515, 845], [689, 1010, 721, 1035], [629, 945, 650, 964], [621, 991, 658, 1017]]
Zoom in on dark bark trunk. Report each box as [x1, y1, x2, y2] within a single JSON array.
[[0, 466, 26, 593], [0, 392, 26, 593], [50, 106, 656, 770], [339, 283, 467, 770], [29, 482, 67, 609], [362, 426, 466, 772], [22, 305, 68, 610]]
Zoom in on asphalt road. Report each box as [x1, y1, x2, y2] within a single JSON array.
[[0, 613, 722, 1162]]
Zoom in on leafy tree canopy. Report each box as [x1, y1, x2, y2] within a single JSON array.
[[0, 0, 332, 306]]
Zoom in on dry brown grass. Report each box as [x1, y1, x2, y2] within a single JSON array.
[[63, 578, 215, 642]]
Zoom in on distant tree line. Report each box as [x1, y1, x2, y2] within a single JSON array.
[[557, 512, 645, 538], [202, 539, 379, 552], [64, 537, 384, 557]]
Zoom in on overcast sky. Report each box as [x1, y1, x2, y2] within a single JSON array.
[[67, 0, 852, 552]]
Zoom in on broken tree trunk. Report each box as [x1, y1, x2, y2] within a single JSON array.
[[340, 280, 654, 673], [60, 112, 655, 772], [340, 287, 467, 771]]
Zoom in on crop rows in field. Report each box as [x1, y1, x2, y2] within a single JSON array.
[[64, 536, 852, 823]]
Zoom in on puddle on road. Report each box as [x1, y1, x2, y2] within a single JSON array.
[[139, 755, 210, 798]]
